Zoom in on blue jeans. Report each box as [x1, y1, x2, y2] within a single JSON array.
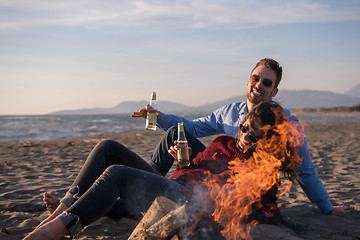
[[58, 139, 189, 235]]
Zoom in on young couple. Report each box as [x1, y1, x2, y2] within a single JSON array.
[[24, 58, 348, 239]]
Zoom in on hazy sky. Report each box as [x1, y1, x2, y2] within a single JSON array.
[[1, 0, 359, 115]]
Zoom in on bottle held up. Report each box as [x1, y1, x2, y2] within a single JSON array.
[[177, 122, 190, 166], [145, 92, 157, 131]]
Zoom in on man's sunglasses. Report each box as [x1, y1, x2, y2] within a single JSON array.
[[239, 124, 259, 143], [250, 75, 273, 88]]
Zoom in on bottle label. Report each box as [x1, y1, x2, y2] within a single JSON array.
[[146, 112, 157, 130], [177, 141, 190, 166], [147, 112, 156, 126]]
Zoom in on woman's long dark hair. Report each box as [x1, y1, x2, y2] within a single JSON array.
[[237, 101, 298, 181]]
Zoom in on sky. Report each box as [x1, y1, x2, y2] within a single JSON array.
[[0, 0, 359, 115]]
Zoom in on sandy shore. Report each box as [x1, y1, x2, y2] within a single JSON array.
[[0, 122, 359, 239]]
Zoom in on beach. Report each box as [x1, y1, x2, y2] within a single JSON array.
[[0, 122, 359, 239]]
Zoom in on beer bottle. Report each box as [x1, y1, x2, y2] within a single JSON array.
[[177, 122, 190, 166], [145, 92, 157, 131]]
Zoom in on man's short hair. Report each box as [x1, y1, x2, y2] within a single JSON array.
[[252, 58, 282, 88]]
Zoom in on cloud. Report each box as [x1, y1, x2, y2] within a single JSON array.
[[0, 0, 359, 30]]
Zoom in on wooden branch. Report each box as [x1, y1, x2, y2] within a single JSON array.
[[128, 196, 178, 239], [144, 204, 189, 239]]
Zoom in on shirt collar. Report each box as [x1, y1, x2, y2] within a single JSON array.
[[242, 103, 248, 116]]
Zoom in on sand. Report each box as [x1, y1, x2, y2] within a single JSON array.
[[0, 122, 359, 239]]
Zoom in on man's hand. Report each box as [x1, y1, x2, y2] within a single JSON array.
[[330, 205, 350, 215], [131, 104, 158, 119]]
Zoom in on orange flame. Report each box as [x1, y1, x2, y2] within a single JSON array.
[[278, 180, 293, 196], [204, 119, 304, 239], [160, 231, 168, 239]]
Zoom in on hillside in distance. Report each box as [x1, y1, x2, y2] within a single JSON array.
[[48, 89, 360, 115], [346, 83, 360, 98], [49, 100, 198, 115], [274, 90, 360, 109]]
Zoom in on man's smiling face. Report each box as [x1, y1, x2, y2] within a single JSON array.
[[246, 65, 278, 106]]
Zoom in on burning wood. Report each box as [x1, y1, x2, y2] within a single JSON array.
[[143, 204, 189, 239], [128, 196, 179, 239], [129, 197, 222, 240]]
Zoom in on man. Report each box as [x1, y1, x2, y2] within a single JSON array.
[[132, 58, 348, 215]]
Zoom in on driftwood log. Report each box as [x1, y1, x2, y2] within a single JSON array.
[[144, 204, 188, 239], [129, 197, 193, 240], [128, 196, 179, 239]]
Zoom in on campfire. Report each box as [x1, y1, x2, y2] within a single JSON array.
[[130, 119, 304, 239], [205, 120, 304, 239]]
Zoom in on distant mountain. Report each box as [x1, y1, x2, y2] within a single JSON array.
[[194, 90, 360, 110], [49, 100, 198, 115], [48, 89, 360, 115], [346, 83, 360, 98], [49, 107, 114, 115], [274, 90, 360, 109], [111, 100, 195, 113]]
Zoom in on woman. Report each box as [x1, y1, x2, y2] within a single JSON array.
[[24, 101, 296, 240]]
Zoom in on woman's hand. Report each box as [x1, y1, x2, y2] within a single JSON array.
[[168, 144, 178, 161], [168, 141, 192, 162]]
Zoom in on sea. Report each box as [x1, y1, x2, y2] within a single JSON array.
[[1, 113, 360, 143]]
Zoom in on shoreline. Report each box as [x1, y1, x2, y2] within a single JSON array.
[[2, 119, 360, 146]]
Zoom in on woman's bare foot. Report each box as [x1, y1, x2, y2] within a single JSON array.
[[23, 217, 69, 240], [38, 202, 68, 228], [43, 193, 60, 214]]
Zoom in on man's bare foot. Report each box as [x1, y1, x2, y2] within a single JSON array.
[[43, 193, 60, 214]]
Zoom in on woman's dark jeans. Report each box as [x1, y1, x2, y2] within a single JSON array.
[[59, 127, 205, 235], [59, 139, 188, 234]]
